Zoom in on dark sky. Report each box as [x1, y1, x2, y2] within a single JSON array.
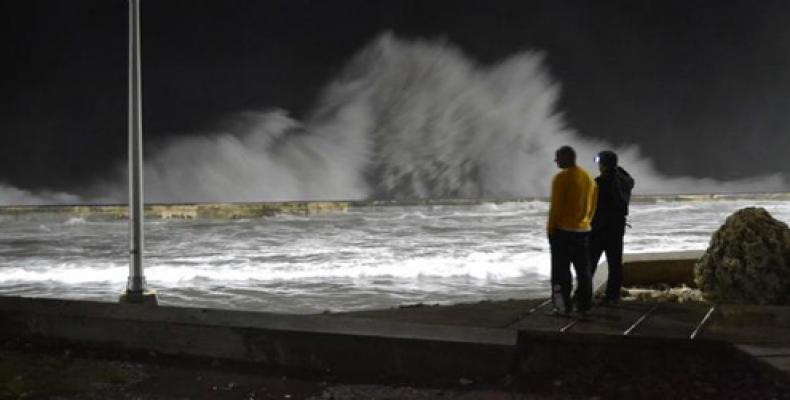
[[2, 0, 790, 193]]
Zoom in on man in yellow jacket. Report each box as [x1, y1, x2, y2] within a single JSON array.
[[547, 145, 598, 316]]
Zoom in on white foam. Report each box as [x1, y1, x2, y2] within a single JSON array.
[[1, 198, 788, 313]]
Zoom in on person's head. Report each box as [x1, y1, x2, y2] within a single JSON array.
[[554, 146, 576, 169], [595, 150, 618, 172]]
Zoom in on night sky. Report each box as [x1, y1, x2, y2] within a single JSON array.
[[2, 0, 790, 194]]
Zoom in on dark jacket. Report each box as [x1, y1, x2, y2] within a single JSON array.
[[592, 166, 634, 232]]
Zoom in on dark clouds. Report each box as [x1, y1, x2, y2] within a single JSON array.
[[2, 0, 789, 192]]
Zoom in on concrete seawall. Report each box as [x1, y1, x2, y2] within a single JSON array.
[[352, 191, 790, 207], [2, 293, 789, 383], [1, 191, 787, 221], [621, 250, 704, 287], [0, 296, 515, 380], [0, 201, 349, 221]]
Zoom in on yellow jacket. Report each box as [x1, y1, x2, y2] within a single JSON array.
[[547, 165, 598, 234]]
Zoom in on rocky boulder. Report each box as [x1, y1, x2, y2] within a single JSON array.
[[694, 207, 790, 304]]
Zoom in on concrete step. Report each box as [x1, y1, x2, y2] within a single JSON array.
[[506, 299, 576, 332], [706, 305, 790, 345], [341, 298, 545, 328], [0, 296, 517, 380], [568, 302, 656, 335], [735, 345, 790, 380], [629, 302, 712, 339]]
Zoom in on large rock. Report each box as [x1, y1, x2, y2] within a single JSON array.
[[694, 207, 790, 304]]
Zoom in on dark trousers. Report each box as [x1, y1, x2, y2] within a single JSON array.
[[549, 229, 592, 312], [590, 224, 625, 300]]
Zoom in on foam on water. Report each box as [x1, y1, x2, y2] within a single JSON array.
[[1, 199, 788, 313]]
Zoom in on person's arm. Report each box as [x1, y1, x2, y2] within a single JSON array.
[[588, 180, 599, 225], [547, 174, 564, 236]]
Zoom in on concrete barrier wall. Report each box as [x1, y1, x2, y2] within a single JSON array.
[[629, 191, 790, 203], [515, 330, 786, 383], [0, 296, 516, 379], [707, 304, 790, 345], [350, 192, 790, 207], [1, 191, 787, 221], [594, 250, 703, 291], [0, 202, 349, 221], [621, 251, 704, 287], [2, 294, 789, 380]]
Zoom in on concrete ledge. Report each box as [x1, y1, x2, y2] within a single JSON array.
[[0, 296, 515, 379], [621, 250, 704, 287], [516, 330, 789, 382], [715, 304, 790, 328], [706, 304, 790, 345], [629, 191, 790, 203], [2, 191, 788, 221], [348, 192, 790, 207], [0, 201, 349, 221], [3, 294, 790, 383]]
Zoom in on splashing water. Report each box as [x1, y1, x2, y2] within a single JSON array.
[[130, 33, 787, 202], [0, 184, 80, 206], [3, 34, 786, 205]]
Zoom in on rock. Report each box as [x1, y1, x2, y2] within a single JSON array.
[[694, 207, 790, 304]]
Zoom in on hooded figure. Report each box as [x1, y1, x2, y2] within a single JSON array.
[[590, 150, 635, 304]]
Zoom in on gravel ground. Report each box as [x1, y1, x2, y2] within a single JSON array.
[[3, 336, 790, 400]]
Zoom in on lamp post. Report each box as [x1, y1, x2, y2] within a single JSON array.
[[120, 0, 156, 305]]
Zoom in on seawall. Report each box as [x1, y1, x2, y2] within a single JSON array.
[[0, 296, 516, 380], [352, 191, 790, 207], [0, 201, 349, 221], [1, 191, 788, 221]]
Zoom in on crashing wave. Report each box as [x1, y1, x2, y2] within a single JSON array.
[[3, 33, 787, 204]]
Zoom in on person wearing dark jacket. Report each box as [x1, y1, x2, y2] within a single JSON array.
[[590, 150, 634, 304]]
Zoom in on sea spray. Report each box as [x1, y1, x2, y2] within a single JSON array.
[[130, 33, 788, 202], [0, 184, 80, 205], [2, 34, 787, 205]]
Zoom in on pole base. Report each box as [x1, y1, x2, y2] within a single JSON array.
[[119, 289, 158, 305]]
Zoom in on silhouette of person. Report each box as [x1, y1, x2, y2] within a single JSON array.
[[590, 150, 634, 305], [547, 145, 598, 316]]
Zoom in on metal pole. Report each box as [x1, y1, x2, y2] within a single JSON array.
[[127, 0, 146, 294]]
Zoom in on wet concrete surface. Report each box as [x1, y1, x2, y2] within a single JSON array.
[[3, 295, 790, 399]]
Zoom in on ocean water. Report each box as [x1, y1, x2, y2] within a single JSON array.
[[0, 199, 788, 314]]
